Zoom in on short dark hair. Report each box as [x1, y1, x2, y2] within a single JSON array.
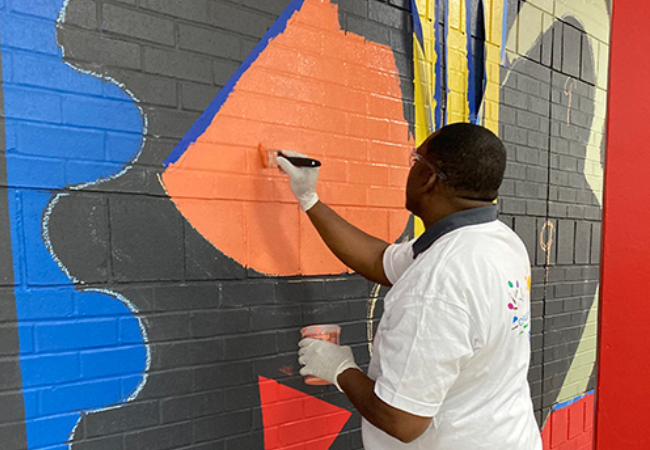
[[422, 123, 506, 200]]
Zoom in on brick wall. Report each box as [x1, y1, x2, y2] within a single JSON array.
[[0, 1, 609, 449]]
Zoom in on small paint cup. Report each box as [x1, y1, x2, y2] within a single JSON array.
[[300, 324, 341, 385]]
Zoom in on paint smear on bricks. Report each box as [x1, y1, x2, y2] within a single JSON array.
[[161, 0, 413, 276]]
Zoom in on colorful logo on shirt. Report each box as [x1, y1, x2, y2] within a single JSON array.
[[507, 279, 530, 335]]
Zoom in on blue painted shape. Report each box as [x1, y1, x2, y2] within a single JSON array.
[[120, 374, 145, 400], [0, 1, 147, 449], [34, 319, 118, 352], [62, 95, 143, 131], [81, 346, 147, 378], [106, 132, 143, 163], [5, 155, 66, 189], [74, 290, 135, 317], [434, 0, 444, 130], [410, 0, 425, 50], [163, 0, 306, 166], [465, 0, 475, 122], [21, 389, 39, 419], [17, 289, 72, 320], [119, 317, 146, 344], [13, 53, 103, 95], [20, 191, 69, 285], [465, 0, 487, 125], [66, 160, 122, 186], [20, 353, 80, 387], [443, 0, 450, 126], [553, 390, 595, 411], [0, 14, 59, 55], [24, 413, 81, 449], [3, 85, 63, 123], [18, 324, 35, 354], [9, 0, 62, 19], [40, 378, 122, 415], [501, 0, 509, 66], [17, 122, 105, 160]]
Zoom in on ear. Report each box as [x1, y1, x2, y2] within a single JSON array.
[[421, 171, 440, 194]]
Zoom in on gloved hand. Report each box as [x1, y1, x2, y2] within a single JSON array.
[[277, 150, 320, 212], [298, 338, 360, 392]]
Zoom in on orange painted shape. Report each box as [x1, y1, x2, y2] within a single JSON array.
[[161, 0, 412, 276], [258, 376, 351, 450], [299, 214, 347, 275]]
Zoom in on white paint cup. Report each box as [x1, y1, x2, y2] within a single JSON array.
[[300, 324, 341, 385]]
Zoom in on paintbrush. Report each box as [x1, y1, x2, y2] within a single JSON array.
[[258, 143, 321, 168]]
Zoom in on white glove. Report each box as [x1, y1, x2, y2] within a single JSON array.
[[277, 150, 320, 212], [298, 338, 360, 392]]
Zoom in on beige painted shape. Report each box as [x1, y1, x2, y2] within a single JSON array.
[[555, 0, 610, 42], [527, 0, 554, 14], [555, 289, 599, 403], [597, 41, 610, 89], [517, 4, 544, 56]]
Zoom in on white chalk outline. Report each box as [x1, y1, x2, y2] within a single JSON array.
[[25, 1, 153, 447], [66, 289, 151, 444]]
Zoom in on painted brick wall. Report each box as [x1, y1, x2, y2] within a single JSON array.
[[0, 1, 609, 450]]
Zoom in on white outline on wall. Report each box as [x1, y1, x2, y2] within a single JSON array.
[[23, 1, 155, 446]]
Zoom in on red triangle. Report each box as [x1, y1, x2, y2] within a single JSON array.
[[258, 376, 352, 450]]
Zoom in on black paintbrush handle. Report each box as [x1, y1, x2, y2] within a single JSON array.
[[277, 151, 321, 167]]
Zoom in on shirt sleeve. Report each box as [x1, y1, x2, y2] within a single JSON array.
[[382, 240, 415, 284], [373, 295, 474, 418]]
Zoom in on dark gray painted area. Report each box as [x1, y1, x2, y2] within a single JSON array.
[[0, 31, 28, 450], [48, 0, 410, 448], [499, 14, 601, 426]]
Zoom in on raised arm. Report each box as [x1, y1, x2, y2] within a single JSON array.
[[277, 152, 391, 286], [306, 201, 391, 286]]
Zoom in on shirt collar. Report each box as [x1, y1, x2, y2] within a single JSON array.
[[412, 205, 498, 258]]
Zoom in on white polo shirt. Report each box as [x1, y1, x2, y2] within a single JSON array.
[[363, 206, 542, 450]]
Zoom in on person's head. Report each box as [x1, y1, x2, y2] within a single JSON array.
[[406, 123, 506, 224]]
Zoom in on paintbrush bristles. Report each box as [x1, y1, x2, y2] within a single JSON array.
[[257, 143, 279, 168]]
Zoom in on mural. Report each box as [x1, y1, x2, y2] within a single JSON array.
[[0, 0, 610, 449]]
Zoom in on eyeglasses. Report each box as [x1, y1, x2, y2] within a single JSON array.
[[410, 151, 447, 180]]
